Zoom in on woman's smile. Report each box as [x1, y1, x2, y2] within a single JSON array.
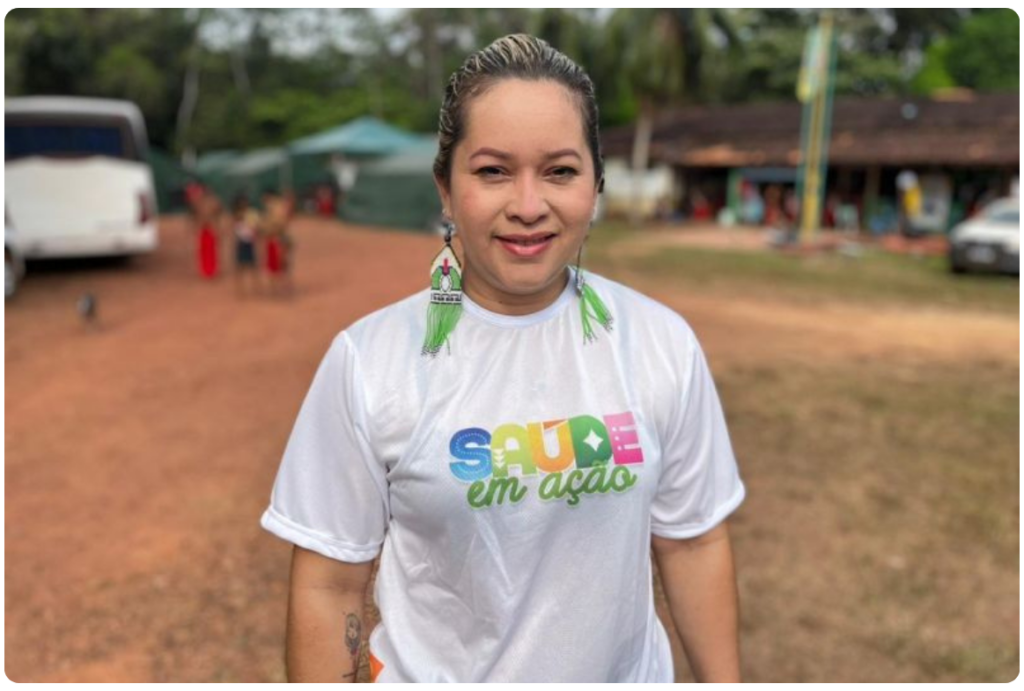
[[494, 231, 559, 258]]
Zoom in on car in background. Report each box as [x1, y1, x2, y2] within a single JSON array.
[[948, 197, 1019, 275], [5, 221, 25, 299], [5, 96, 158, 260]]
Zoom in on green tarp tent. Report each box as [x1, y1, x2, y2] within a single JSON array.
[[220, 147, 288, 202], [147, 148, 202, 213], [286, 116, 427, 202], [289, 116, 422, 157], [186, 118, 432, 217], [341, 137, 442, 232]]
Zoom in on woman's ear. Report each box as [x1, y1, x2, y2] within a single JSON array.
[[434, 175, 452, 219]]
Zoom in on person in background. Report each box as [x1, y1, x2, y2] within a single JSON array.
[[260, 188, 293, 297], [231, 194, 261, 297], [189, 184, 221, 280]]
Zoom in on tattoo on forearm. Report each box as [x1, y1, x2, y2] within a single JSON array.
[[345, 612, 362, 658]]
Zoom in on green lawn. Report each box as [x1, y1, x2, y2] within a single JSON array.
[[587, 224, 1020, 315]]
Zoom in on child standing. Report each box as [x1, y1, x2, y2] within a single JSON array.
[[232, 194, 261, 296]]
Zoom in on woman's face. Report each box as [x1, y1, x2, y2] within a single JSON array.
[[437, 78, 598, 314]]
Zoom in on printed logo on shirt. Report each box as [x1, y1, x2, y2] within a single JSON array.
[[448, 411, 645, 509], [369, 651, 384, 682]]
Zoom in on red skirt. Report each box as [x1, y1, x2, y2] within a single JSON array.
[[266, 237, 284, 274], [198, 225, 218, 278]]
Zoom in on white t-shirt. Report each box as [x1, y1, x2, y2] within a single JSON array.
[[261, 270, 745, 682]]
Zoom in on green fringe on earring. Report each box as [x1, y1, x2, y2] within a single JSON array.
[[423, 301, 463, 356], [578, 278, 614, 344]]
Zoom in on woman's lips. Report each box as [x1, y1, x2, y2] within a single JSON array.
[[495, 233, 557, 258]]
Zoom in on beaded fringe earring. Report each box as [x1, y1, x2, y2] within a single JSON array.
[[575, 245, 613, 343], [422, 219, 464, 356]]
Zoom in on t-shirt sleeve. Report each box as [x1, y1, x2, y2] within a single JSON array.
[[650, 327, 745, 539], [260, 332, 389, 562]]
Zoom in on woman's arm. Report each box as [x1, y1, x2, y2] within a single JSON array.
[[286, 546, 374, 682], [651, 522, 741, 683]]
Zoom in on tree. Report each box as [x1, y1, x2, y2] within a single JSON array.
[[944, 9, 1019, 92], [605, 9, 738, 224], [911, 9, 1018, 95]]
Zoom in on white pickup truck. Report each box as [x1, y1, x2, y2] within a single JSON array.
[[5, 220, 25, 299], [948, 197, 1020, 275]]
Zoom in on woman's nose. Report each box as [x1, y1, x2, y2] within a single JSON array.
[[506, 175, 548, 225]]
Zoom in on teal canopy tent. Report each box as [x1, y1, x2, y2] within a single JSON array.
[[341, 137, 442, 232]]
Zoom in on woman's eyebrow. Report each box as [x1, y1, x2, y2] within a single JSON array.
[[468, 148, 582, 161]]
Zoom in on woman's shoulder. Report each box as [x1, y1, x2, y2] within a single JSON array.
[[333, 289, 429, 358]]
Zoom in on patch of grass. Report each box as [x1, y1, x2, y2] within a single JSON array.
[[728, 357, 1019, 556], [857, 630, 1019, 682], [717, 357, 1019, 682], [926, 640, 1020, 682], [587, 224, 1020, 314]]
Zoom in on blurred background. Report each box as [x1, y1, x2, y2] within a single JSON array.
[[4, 8, 1019, 682]]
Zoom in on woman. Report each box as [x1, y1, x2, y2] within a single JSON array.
[[262, 34, 745, 683]]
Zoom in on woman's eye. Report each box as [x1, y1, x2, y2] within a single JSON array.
[[476, 167, 505, 178], [550, 167, 579, 180]]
